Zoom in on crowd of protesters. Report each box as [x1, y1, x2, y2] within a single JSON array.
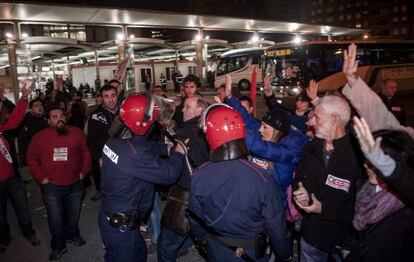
[[0, 43, 413, 262]]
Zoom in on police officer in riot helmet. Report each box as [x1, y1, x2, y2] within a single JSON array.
[[99, 93, 186, 262], [189, 104, 292, 262]]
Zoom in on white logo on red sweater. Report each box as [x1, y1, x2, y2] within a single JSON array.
[[53, 147, 68, 161], [325, 174, 351, 193]]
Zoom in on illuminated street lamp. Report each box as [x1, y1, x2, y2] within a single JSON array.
[[251, 35, 259, 43], [116, 33, 125, 41], [293, 35, 302, 44], [195, 34, 202, 41]]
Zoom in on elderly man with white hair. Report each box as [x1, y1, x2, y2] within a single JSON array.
[[292, 95, 359, 262]]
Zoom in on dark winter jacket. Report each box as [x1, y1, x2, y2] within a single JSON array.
[[17, 113, 48, 166], [293, 135, 358, 253], [380, 154, 414, 208], [378, 93, 406, 125], [86, 106, 115, 160], [345, 207, 414, 262], [174, 116, 209, 190]]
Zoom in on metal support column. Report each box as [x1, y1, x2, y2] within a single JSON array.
[[195, 29, 204, 81], [67, 56, 71, 80], [8, 22, 21, 102], [51, 59, 56, 79], [7, 43, 19, 102], [94, 48, 100, 80], [174, 48, 179, 71]]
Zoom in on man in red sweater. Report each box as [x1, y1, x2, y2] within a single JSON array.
[[27, 106, 92, 261], [0, 85, 41, 253]]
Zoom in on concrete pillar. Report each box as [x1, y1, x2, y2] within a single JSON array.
[[7, 43, 19, 102], [174, 48, 179, 71], [202, 42, 208, 80], [8, 22, 21, 102], [51, 59, 56, 79], [195, 29, 204, 81], [94, 48, 100, 80], [126, 44, 136, 92], [117, 25, 128, 61], [67, 56, 72, 80]]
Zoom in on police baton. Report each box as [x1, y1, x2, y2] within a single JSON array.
[[164, 129, 193, 176]]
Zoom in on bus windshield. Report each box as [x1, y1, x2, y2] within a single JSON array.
[[264, 42, 414, 94], [216, 55, 249, 76]]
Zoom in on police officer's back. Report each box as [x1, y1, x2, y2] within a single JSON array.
[[189, 104, 292, 262]]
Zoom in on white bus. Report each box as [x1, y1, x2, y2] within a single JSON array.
[[214, 47, 267, 90], [263, 40, 414, 95]]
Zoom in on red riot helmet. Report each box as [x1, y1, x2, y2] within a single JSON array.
[[119, 93, 159, 136], [200, 103, 248, 161]]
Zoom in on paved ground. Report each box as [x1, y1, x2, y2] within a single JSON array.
[[0, 181, 204, 262]]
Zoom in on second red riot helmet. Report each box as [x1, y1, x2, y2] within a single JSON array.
[[119, 93, 159, 136], [200, 103, 248, 161]]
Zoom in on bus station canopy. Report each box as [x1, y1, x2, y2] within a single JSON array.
[[0, 3, 366, 36]]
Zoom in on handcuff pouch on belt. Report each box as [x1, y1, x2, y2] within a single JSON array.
[[108, 210, 140, 232], [209, 233, 267, 259]]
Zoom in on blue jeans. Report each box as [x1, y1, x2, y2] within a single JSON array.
[[157, 227, 193, 262], [0, 176, 35, 243], [41, 180, 83, 251], [148, 192, 160, 244], [300, 238, 342, 262], [99, 209, 147, 262]]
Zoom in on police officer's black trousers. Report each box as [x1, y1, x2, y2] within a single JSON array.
[[99, 210, 147, 262]]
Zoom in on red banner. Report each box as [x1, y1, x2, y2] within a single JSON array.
[[250, 66, 258, 117], [113, 55, 131, 83]]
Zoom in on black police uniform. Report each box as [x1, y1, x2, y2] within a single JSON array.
[[99, 135, 185, 262], [189, 158, 292, 262], [86, 106, 115, 191]]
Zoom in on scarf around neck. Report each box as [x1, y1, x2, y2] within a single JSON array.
[[353, 181, 405, 231]]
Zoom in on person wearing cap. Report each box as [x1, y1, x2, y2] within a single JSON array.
[[189, 104, 292, 261], [263, 75, 312, 134], [224, 75, 308, 206]]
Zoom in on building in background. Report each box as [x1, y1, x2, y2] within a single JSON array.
[[306, 0, 414, 40]]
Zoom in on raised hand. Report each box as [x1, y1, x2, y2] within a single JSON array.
[[353, 116, 382, 155], [21, 79, 33, 99], [306, 79, 318, 101], [263, 75, 273, 97], [343, 43, 359, 86], [213, 95, 222, 103], [225, 74, 232, 98]]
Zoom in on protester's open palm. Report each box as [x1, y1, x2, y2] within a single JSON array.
[[353, 116, 382, 155], [306, 79, 318, 101], [263, 75, 273, 96]]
